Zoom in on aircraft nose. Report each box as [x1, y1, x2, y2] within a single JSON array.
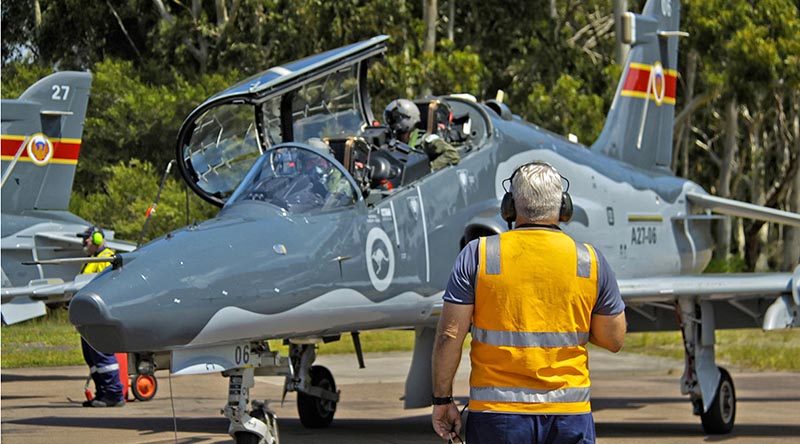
[[69, 292, 124, 352]]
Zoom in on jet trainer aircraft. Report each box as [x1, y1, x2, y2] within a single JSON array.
[[1, 71, 135, 325], [69, 1, 799, 442]]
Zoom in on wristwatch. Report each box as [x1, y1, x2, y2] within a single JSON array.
[[432, 395, 454, 405]]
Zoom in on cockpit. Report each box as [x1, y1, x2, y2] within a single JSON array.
[[228, 146, 357, 213], [175, 35, 489, 209]]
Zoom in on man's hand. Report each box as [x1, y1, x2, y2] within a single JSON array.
[[432, 402, 461, 440]]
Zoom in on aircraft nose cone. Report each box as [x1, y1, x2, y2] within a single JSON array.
[[69, 292, 124, 352]]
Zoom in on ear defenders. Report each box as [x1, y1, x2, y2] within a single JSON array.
[[501, 162, 573, 229], [92, 230, 105, 246], [85, 226, 104, 246]]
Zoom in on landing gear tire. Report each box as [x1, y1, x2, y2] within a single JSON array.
[[234, 432, 260, 444], [701, 367, 736, 434], [297, 365, 337, 428], [131, 374, 158, 401]]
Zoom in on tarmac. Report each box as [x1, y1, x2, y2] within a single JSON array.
[[2, 349, 799, 443]]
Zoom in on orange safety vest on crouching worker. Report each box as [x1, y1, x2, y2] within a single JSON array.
[[80, 247, 115, 275], [470, 229, 599, 414]]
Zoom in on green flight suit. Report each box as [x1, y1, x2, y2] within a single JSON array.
[[409, 130, 460, 171]]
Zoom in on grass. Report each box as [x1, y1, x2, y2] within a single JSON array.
[[624, 329, 800, 371], [1, 308, 84, 368], [3, 309, 799, 371]]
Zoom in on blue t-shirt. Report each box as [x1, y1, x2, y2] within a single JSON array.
[[443, 235, 625, 315]]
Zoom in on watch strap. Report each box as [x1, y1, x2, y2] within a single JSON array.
[[432, 395, 454, 405]]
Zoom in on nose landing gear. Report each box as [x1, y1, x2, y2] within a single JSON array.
[[224, 367, 280, 444]]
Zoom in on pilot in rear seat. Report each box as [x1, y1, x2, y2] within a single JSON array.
[[384, 99, 460, 171]]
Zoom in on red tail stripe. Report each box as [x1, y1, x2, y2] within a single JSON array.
[[0, 137, 81, 161], [622, 67, 677, 99]]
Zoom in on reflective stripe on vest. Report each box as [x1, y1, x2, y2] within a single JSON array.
[[471, 230, 598, 414], [471, 386, 591, 404], [472, 326, 589, 348]]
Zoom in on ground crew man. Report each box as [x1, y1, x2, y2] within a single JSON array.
[[78, 226, 125, 407], [384, 98, 459, 171], [431, 161, 626, 443]]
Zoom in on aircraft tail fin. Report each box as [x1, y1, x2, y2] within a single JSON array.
[[1, 71, 92, 212], [590, 0, 681, 173]]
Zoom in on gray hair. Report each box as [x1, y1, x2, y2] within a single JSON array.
[[511, 162, 563, 222]]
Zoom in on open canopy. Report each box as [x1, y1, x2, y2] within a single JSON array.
[[176, 36, 388, 206]]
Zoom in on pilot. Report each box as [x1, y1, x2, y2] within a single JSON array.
[[305, 138, 353, 206], [384, 98, 460, 171], [77, 226, 125, 408], [431, 162, 626, 443]]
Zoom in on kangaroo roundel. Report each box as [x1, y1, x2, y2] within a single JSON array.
[[366, 227, 395, 292]]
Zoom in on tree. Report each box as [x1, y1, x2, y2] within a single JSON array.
[[70, 159, 217, 243]]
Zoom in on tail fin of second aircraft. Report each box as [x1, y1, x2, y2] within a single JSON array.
[[591, 0, 681, 173], [1, 71, 92, 212]]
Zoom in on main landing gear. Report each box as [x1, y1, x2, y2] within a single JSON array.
[[677, 298, 736, 434], [219, 341, 340, 443], [285, 343, 340, 428]]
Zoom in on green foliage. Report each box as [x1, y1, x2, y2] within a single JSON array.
[[523, 74, 606, 144], [77, 58, 239, 189], [69, 159, 217, 243], [0, 63, 53, 98], [704, 255, 748, 273], [370, 39, 486, 109], [684, 0, 800, 100]]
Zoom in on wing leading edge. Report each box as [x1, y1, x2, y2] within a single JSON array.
[[686, 192, 800, 227], [620, 267, 799, 331]]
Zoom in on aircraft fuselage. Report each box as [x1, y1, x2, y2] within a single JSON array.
[[72, 100, 712, 354]]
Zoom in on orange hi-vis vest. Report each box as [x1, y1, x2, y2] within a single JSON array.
[[470, 229, 598, 414]]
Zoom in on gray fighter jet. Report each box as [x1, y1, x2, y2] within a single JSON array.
[[1, 71, 134, 324], [69, 0, 799, 442]]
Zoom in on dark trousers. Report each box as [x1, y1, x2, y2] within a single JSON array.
[[80, 337, 124, 401], [466, 411, 596, 444]]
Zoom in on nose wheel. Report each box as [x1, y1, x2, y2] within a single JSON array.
[[297, 365, 338, 428]]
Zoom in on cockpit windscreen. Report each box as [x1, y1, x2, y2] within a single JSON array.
[[228, 146, 357, 213]]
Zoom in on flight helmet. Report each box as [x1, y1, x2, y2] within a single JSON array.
[[384, 99, 420, 135]]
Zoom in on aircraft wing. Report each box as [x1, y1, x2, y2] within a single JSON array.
[[686, 192, 800, 227], [619, 267, 800, 331], [35, 231, 137, 252], [619, 272, 795, 302]]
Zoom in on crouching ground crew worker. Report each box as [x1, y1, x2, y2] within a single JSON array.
[[384, 98, 459, 171], [431, 162, 626, 443], [78, 226, 125, 407]]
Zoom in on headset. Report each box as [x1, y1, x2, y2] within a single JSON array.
[[84, 226, 105, 246], [500, 161, 573, 229]]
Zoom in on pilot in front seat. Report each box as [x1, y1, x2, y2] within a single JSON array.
[[305, 138, 355, 208], [384, 98, 460, 171]]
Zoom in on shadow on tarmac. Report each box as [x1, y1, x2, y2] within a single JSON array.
[[8, 413, 800, 440], [596, 422, 800, 438], [1, 373, 86, 383], [592, 396, 800, 411]]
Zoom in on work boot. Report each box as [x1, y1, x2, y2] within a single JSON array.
[[82, 398, 125, 407]]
